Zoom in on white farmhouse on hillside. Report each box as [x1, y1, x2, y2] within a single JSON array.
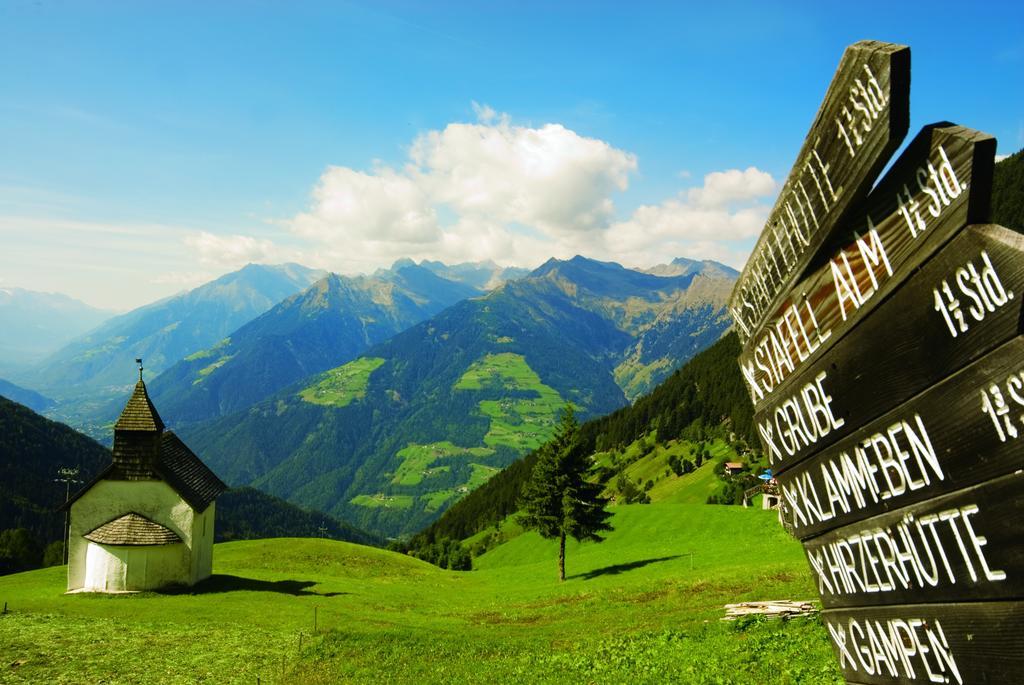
[[65, 368, 226, 592]]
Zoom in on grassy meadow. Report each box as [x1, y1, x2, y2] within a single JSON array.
[[0, 485, 841, 684]]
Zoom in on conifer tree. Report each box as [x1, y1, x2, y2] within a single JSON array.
[[519, 405, 613, 581]]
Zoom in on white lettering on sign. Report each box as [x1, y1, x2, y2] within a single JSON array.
[[827, 616, 963, 684], [980, 368, 1024, 442], [896, 146, 966, 238], [781, 414, 941, 528], [741, 300, 831, 402], [829, 225, 894, 321], [741, 143, 967, 404], [807, 504, 1007, 598], [757, 370, 845, 464], [730, 145, 834, 340], [835, 65, 888, 158], [933, 251, 1014, 338]]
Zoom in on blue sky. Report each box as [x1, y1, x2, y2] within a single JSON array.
[[1, 1, 1021, 309]]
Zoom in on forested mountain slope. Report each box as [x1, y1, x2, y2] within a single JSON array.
[[993, 147, 1023, 231], [150, 262, 479, 424]]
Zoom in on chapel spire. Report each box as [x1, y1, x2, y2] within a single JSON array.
[[114, 358, 164, 433]]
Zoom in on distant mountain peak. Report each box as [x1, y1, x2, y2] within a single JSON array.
[[644, 258, 739, 279], [391, 257, 418, 270]]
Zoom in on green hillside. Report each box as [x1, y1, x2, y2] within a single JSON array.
[[0, 501, 839, 684], [416, 331, 754, 544]]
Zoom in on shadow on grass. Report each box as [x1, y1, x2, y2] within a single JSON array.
[[161, 574, 349, 597], [572, 555, 682, 580]]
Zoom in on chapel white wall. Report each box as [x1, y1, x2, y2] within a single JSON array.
[[67, 480, 196, 592]]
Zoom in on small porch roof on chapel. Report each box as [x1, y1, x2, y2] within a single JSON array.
[[84, 512, 182, 546]]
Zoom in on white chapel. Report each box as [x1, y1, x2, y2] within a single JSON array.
[[65, 367, 227, 592]]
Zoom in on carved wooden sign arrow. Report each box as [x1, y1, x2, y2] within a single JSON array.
[[729, 41, 910, 345]]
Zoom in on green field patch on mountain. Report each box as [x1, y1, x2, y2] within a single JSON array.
[[423, 489, 456, 512], [478, 397, 563, 450], [455, 353, 567, 451], [184, 337, 231, 362], [454, 353, 546, 391], [391, 441, 495, 486], [415, 462, 502, 513], [299, 357, 385, 407], [193, 354, 235, 384], [468, 462, 500, 488], [349, 493, 414, 509]]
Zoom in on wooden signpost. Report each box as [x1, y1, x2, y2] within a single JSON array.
[[731, 41, 1023, 684]]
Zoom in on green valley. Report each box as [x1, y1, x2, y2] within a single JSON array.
[[345, 353, 564, 522]]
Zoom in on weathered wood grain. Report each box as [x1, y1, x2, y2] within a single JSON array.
[[739, 125, 996, 411], [803, 471, 1024, 608], [822, 601, 1024, 684], [777, 334, 1024, 538], [730, 41, 910, 345], [755, 224, 1024, 472]]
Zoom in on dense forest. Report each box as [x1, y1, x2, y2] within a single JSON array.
[[993, 147, 1023, 231], [0, 395, 110, 567]]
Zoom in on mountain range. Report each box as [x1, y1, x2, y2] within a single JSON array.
[[21, 263, 326, 398], [149, 262, 480, 425], [11, 263, 326, 437], [0, 288, 113, 376], [178, 256, 735, 537]]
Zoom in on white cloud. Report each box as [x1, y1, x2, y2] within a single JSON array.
[[995, 153, 1010, 162], [290, 166, 439, 245], [277, 106, 776, 275], [183, 231, 301, 269], [285, 106, 637, 267], [410, 116, 636, 236], [598, 166, 776, 269], [686, 167, 776, 207]]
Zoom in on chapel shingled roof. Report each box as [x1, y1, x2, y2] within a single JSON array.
[[113, 380, 165, 432], [156, 431, 227, 511], [84, 512, 182, 546]]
